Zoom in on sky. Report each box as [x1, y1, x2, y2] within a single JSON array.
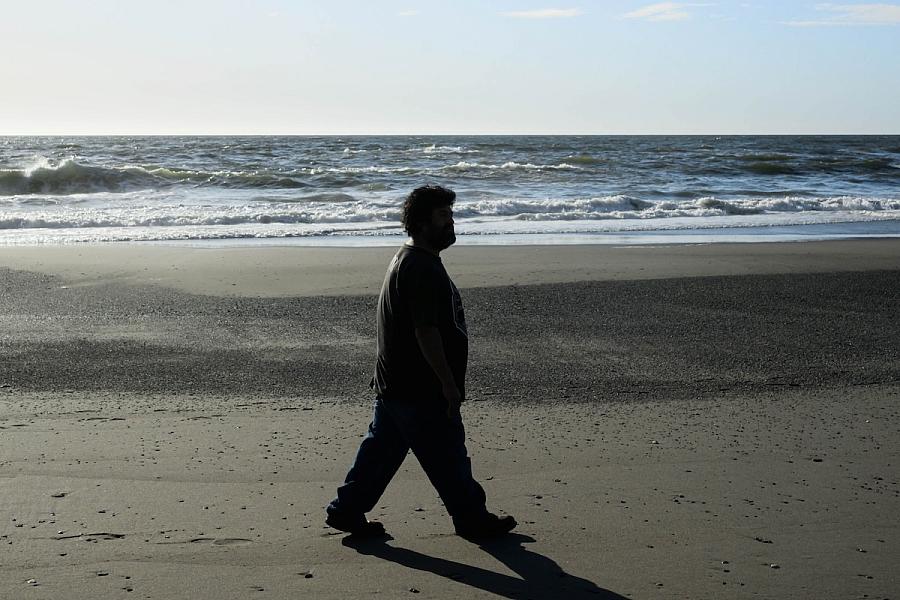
[[2, 1, 899, 135]]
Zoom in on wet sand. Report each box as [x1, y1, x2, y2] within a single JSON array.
[[1, 240, 898, 599]]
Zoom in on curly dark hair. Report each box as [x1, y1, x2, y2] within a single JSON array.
[[401, 185, 456, 236]]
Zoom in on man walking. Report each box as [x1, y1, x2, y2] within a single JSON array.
[[326, 185, 516, 540]]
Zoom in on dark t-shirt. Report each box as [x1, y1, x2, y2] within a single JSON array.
[[372, 244, 468, 401]]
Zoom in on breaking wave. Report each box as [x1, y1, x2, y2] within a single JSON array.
[[0, 160, 165, 195], [0, 160, 320, 195], [499, 195, 900, 221], [3, 195, 898, 232]]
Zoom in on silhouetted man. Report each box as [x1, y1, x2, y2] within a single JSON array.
[[326, 185, 516, 540]]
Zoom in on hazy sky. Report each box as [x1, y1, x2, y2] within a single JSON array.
[[3, 1, 899, 134]]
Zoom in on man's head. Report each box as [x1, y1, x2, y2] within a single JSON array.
[[401, 185, 457, 251]]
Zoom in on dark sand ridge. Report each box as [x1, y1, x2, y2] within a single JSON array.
[[0, 246, 898, 400], [1, 240, 898, 599]]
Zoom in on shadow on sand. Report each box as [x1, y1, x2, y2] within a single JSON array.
[[343, 532, 630, 599]]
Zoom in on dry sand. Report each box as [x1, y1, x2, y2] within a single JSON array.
[[1, 239, 898, 297], [1, 240, 898, 599]]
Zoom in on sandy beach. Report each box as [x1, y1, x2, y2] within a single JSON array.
[[1, 240, 898, 599]]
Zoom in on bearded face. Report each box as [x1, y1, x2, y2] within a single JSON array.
[[424, 221, 455, 250], [419, 206, 456, 250]]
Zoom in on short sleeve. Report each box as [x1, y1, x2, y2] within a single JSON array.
[[403, 263, 444, 328]]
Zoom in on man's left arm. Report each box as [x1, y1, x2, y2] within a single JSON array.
[[414, 326, 461, 418]]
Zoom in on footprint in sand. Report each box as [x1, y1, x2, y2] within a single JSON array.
[[55, 532, 125, 541], [190, 537, 253, 546], [156, 537, 253, 546]]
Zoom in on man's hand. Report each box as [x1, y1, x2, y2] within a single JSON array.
[[443, 381, 462, 419]]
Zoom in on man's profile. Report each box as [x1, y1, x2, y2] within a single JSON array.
[[326, 185, 516, 540]]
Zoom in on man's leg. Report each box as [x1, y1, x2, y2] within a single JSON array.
[[327, 396, 410, 530], [382, 399, 487, 519]]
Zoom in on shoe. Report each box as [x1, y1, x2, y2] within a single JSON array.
[[325, 512, 386, 537], [454, 512, 517, 540]]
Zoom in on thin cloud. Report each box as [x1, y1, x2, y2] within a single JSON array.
[[622, 2, 711, 21], [784, 3, 900, 26], [397, 10, 419, 17], [501, 8, 582, 19]]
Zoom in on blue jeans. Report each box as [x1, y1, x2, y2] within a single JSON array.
[[328, 395, 488, 521]]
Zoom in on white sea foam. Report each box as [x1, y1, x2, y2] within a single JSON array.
[[2, 195, 898, 244], [458, 195, 654, 218], [4, 212, 899, 246], [419, 144, 479, 154], [0, 202, 402, 230], [458, 195, 900, 221], [308, 162, 577, 175], [442, 161, 580, 172], [307, 165, 418, 175], [23, 155, 56, 175]]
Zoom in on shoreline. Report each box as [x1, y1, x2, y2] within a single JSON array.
[[3, 225, 900, 250]]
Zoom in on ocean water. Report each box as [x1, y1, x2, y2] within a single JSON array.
[[1, 135, 899, 245]]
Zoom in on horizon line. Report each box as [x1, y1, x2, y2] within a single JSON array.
[[2, 132, 899, 137]]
